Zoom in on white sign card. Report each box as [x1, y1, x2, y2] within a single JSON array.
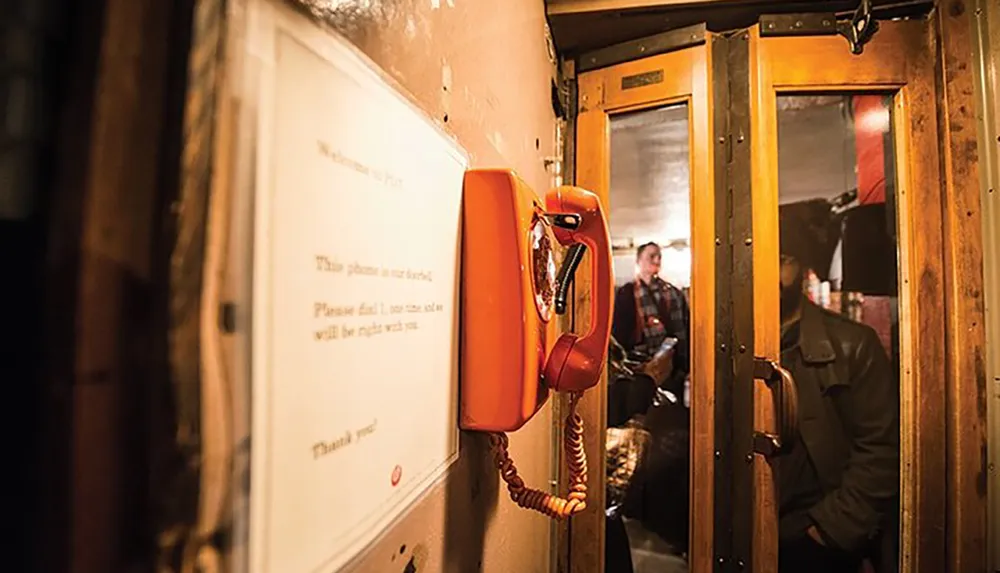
[[247, 1, 465, 571]]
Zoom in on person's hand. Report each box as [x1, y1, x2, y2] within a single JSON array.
[[807, 525, 826, 546], [641, 346, 674, 386]]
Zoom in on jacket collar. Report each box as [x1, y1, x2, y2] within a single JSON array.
[[635, 275, 667, 289], [796, 299, 836, 364]]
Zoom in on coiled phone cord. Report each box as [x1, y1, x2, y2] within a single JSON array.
[[489, 391, 588, 519]]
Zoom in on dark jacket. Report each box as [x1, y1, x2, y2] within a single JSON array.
[[613, 280, 658, 352], [612, 280, 690, 373], [791, 301, 900, 554]]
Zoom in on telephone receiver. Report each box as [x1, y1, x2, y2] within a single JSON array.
[[460, 169, 613, 519]]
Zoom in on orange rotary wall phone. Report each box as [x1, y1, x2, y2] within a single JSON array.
[[461, 169, 613, 519]]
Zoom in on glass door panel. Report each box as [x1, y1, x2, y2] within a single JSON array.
[[609, 102, 692, 572], [775, 92, 902, 573]]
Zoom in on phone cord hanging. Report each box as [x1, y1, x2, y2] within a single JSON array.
[[489, 391, 588, 519]]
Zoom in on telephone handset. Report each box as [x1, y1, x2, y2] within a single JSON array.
[[543, 185, 614, 393], [461, 169, 613, 519]]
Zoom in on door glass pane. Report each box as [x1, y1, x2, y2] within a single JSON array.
[[606, 103, 692, 573], [775, 93, 900, 573]]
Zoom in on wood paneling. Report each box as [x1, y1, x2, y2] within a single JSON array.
[[935, 3, 989, 572], [575, 44, 715, 573]]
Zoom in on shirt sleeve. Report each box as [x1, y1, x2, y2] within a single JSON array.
[[807, 327, 900, 553]]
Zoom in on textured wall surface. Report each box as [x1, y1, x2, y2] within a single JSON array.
[[288, 1, 562, 572]]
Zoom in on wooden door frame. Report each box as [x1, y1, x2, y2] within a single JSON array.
[[570, 35, 716, 573], [936, 2, 992, 571]]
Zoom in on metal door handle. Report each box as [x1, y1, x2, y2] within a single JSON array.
[[752, 358, 800, 457]]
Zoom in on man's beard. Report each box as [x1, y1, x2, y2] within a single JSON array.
[[780, 280, 804, 320]]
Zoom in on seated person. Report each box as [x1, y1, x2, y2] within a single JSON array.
[[612, 242, 690, 394]]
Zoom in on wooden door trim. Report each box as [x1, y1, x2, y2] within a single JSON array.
[[972, 1, 1000, 569], [749, 19, 947, 573], [935, 4, 990, 572], [576, 23, 707, 74], [548, 0, 727, 17], [573, 42, 715, 573], [719, 30, 758, 572]]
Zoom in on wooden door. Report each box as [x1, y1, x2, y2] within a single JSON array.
[[747, 19, 947, 573], [572, 25, 717, 573]]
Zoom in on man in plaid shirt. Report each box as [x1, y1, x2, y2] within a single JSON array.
[[612, 242, 690, 392]]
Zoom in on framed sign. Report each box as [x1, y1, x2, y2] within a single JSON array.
[[246, 1, 465, 571]]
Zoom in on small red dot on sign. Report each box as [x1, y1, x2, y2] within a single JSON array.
[[391, 465, 402, 486]]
